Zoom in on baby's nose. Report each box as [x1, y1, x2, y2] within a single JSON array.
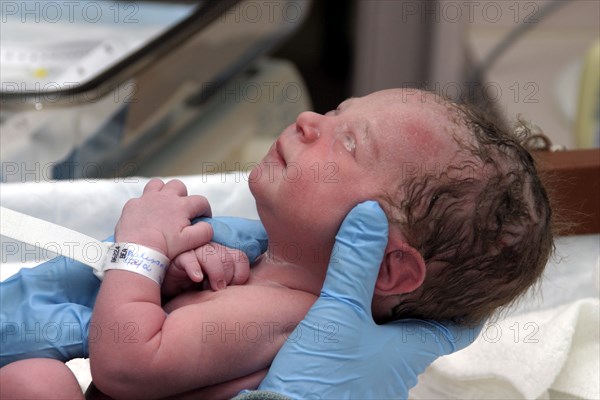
[[295, 111, 321, 143]]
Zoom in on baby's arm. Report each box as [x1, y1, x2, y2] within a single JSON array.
[[91, 276, 310, 398], [89, 179, 311, 398], [162, 242, 250, 298]]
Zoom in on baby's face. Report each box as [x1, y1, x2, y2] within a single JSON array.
[[250, 89, 466, 246]]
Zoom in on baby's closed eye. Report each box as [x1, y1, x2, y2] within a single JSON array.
[[343, 134, 356, 154]]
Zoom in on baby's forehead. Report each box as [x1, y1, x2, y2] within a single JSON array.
[[378, 90, 461, 124], [366, 88, 443, 102], [377, 90, 478, 149], [339, 89, 467, 141], [345, 89, 455, 116]]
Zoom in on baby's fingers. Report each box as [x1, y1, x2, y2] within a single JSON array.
[[169, 221, 213, 259], [172, 250, 204, 283], [195, 244, 230, 291], [162, 250, 204, 297], [202, 243, 250, 287], [229, 249, 250, 285]]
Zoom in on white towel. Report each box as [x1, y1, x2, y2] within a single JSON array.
[[409, 298, 600, 400]]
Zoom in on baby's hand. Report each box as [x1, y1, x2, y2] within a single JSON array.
[[115, 178, 212, 259], [162, 242, 250, 297]]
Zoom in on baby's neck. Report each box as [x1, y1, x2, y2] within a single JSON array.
[[249, 250, 328, 296]]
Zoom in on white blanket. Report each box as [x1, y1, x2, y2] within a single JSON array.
[[409, 298, 600, 400]]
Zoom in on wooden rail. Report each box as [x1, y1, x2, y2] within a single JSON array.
[[533, 149, 600, 235]]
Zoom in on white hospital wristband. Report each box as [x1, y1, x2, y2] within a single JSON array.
[[103, 243, 169, 285]]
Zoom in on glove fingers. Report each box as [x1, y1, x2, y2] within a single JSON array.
[[387, 319, 483, 358], [322, 201, 388, 312]]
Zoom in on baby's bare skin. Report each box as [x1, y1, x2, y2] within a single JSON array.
[[86, 260, 316, 399], [159, 264, 317, 398], [0, 359, 84, 400]]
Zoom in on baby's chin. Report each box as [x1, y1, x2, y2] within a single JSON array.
[[247, 160, 274, 195], [247, 165, 263, 197], [247, 165, 260, 189]]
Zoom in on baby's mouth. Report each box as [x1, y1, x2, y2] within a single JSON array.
[[275, 139, 287, 167]]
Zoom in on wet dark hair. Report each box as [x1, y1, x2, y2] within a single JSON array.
[[386, 96, 554, 325]]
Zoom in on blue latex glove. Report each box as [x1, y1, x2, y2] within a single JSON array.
[[0, 254, 100, 367], [256, 201, 482, 399], [0, 217, 267, 367]]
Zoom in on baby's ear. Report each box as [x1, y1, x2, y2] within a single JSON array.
[[375, 233, 426, 295]]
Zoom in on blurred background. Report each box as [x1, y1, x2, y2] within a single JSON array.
[[1, 0, 598, 180], [276, 0, 599, 149]]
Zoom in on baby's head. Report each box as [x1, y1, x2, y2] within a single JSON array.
[[250, 88, 553, 325], [381, 91, 554, 325]]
